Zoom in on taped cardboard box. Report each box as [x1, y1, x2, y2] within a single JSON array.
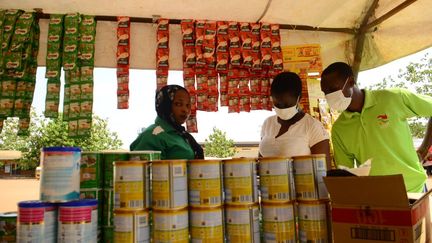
[[324, 175, 431, 243]]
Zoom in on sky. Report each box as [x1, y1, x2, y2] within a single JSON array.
[[31, 47, 432, 149]]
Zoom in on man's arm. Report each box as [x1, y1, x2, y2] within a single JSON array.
[[417, 118, 432, 160]]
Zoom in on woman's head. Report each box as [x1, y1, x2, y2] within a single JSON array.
[[156, 85, 191, 125], [270, 72, 302, 109]]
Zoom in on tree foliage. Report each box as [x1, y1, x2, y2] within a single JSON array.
[[361, 53, 432, 138], [0, 110, 123, 169], [204, 127, 236, 158]]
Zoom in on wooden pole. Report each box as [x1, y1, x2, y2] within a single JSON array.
[[352, 0, 380, 79]]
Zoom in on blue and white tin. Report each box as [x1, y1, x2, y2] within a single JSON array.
[[40, 147, 81, 202]]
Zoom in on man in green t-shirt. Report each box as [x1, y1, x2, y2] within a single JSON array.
[[320, 62, 432, 193]]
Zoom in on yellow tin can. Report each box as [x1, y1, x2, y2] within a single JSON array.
[[293, 154, 328, 201], [153, 208, 189, 243], [223, 158, 258, 204], [262, 201, 296, 243], [152, 160, 188, 210], [114, 161, 150, 209], [258, 157, 295, 202], [114, 209, 150, 243], [297, 200, 330, 243], [190, 206, 224, 243], [225, 204, 260, 243], [188, 159, 223, 207]]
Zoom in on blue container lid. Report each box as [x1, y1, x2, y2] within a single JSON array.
[[43, 147, 81, 152], [18, 200, 55, 208], [60, 199, 98, 207]]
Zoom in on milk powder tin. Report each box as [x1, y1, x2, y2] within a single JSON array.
[[58, 199, 98, 243], [262, 202, 296, 243], [293, 154, 328, 200], [17, 201, 57, 243], [188, 159, 223, 207], [190, 206, 224, 243], [259, 157, 295, 202], [297, 200, 330, 243], [40, 147, 81, 202], [114, 209, 150, 243], [223, 158, 258, 204], [152, 160, 188, 210], [225, 204, 260, 243], [114, 160, 150, 209], [153, 208, 189, 243]]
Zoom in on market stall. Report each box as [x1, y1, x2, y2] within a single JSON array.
[[1, 0, 432, 243]]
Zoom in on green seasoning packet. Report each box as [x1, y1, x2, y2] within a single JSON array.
[[1, 9, 22, 52], [63, 13, 80, 72], [45, 14, 64, 80]]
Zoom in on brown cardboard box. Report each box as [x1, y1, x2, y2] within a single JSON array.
[[324, 175, 431, 243]]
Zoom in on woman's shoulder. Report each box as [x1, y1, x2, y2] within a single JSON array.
[[301, 113, 325, 127]]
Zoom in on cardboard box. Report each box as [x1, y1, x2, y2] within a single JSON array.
[[324, 175, 431, 243]]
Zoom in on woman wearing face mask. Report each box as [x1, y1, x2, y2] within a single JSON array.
[[130, 85, 204, 160], [259, 72, 332, 169]]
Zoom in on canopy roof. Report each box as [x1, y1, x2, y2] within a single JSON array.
[[2, 0, 431, 73]]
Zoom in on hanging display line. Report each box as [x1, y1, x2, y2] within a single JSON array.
[[34, 12, 356, 34]]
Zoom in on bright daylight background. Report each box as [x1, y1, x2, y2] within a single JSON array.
[[30, 47, 432, 149]]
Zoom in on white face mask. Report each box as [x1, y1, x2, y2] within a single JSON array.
[[274, 97, 299, 120], [325, 77, 352, 111]]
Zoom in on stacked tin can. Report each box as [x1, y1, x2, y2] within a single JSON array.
[[79, 150, 160, 242], [151, 159, 189, 242], [108, 151, 161, 243], [17, 147, 99, 243], [258, 157, 297, 243], [223, 157, 260, 243], [188, 159, 224, 243], [292, 154, 332, 243]]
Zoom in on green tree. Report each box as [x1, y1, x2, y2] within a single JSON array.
[[361, 53, 432, 138], [0, 110, 123, 169], [204, 127, 236, 158]]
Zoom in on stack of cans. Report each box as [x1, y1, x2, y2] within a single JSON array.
[[151, 160, 189, 243], [223, 157, 260, 243], [258, 157, 297, 243], [17, 147, 98, 243], [293, 154, 331, 243], [82, 150, 160, 243], [188, 159, 224, 243]]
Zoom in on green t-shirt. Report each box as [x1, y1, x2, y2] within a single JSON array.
[[130, 117, 195, 160], [332, 89, 432, 192]]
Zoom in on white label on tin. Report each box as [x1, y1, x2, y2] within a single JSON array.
[[115, 215, 133, 232], [44, 210, 57, 242], [58, 222, 94, 243], [224, 163, 252, 177], [154, 212, 188, 230], [260, 161, 288, 176], [115, 166, 143, 181], [189, 164, 220, 179], [41, 152, 80, 200], [226, 208, 253, 224], [136, 214, 150, 242], [262, 205, 294, 222], [298, 204, 327, 220], [172, 164, 185, 177], [293, 160, 313, 175], [190, 210, 223, 227], [152, 165, 169, 180], [17, 224, 44, 242]]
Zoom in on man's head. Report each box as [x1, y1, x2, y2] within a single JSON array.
[[320, 62, 355, 111]]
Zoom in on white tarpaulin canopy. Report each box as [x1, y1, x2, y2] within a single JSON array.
[[1, 0, 431, 74]]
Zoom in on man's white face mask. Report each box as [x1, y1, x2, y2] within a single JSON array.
[[325, 77, 352, 111], [274, 96, 299, 120]]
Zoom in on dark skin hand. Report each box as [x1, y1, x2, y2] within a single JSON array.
[[417, 118, 432, 161]]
